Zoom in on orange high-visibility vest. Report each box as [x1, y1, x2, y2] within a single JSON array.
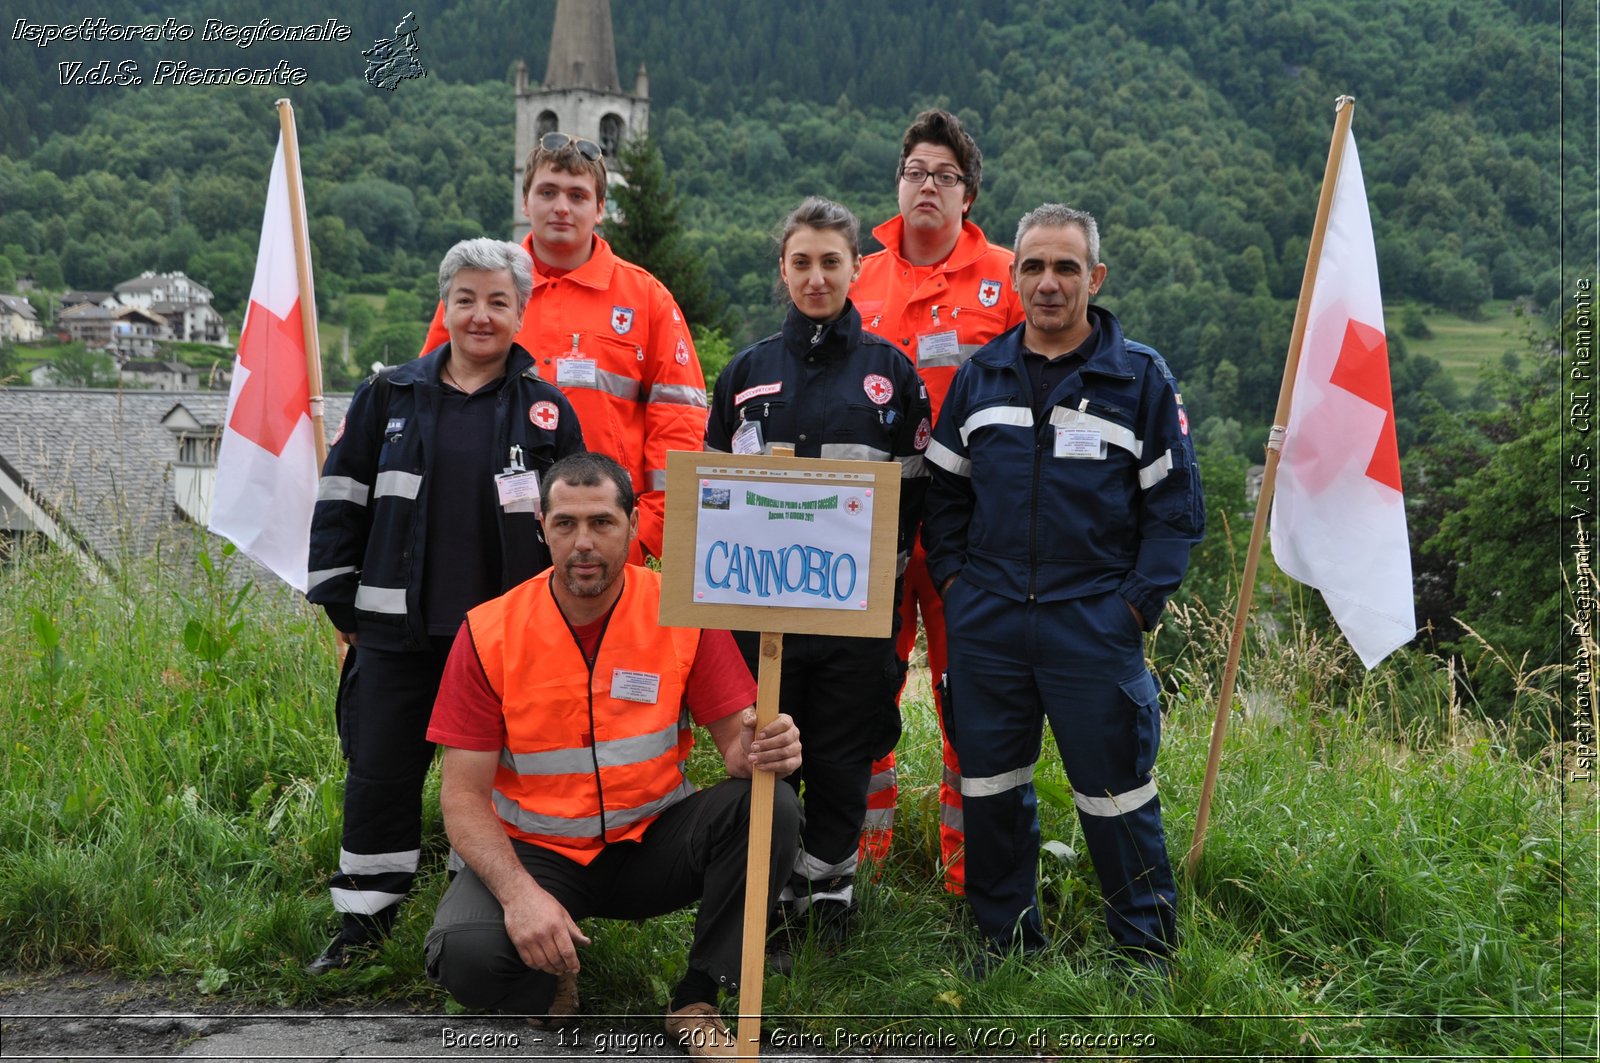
[[465, 566, 702, 865]]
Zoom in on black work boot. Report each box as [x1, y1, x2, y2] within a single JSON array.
[[305, 909, 395, 976]]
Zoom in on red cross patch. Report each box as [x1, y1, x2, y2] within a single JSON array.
[[914, 417, 931, 451], [1177, 406, 1189, 436], [675, 338, 689, 365], [612, 306, 635, 335], [978, 278, 1002, 307], [863, 373, 894, 405], [530, 401, 560, 430]]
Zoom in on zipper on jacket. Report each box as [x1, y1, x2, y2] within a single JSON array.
[[810, 322, 825, 346], [585, 670, 607, 845], [1023, 358, 1045, 601], [1028, 432, 1043, 601], [562, 605, 609, 846]]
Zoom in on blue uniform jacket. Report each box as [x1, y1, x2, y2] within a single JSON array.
[[705, 301, 932, 575], [921, 305, 1204, 627], [306, 343, 584, 652]]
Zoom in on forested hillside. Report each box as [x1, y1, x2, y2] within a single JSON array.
[[0, 0, 1588, 446]]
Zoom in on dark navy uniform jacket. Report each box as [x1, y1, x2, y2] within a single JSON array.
[[306, 343, 584, 651], [705, 301, 932, 574], [922, 305, 1204, 627]]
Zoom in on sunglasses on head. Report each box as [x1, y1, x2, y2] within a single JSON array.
[[541, 132, 602, 161]]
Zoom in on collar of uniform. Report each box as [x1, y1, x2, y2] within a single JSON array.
[[524, 232, 619, 291], [870, 214, 996, 273], [403, 341, 538, 388], [973, 305, 1136, 380], [781, 300, 863, 359]]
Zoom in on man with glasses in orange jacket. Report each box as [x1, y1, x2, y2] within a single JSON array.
[[419, 133, 706, 564], [851, 110, 1024, 892]]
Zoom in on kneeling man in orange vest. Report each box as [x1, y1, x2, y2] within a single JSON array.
[[424, 452, 802, 1059]]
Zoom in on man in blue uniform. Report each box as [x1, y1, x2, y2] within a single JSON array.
[[922, 204, 1204, 975]]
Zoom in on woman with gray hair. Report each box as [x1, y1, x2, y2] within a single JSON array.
[[304, 237, 584, 982]]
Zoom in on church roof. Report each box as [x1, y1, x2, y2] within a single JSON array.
[[543, 0, 622, 93]]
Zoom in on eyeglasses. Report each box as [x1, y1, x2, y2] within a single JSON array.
[[900, 166, 965, 188], [541, 132, 603, 161]]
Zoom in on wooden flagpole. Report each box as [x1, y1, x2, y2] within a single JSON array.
[[274, 98, 344, 662], [274, 98, 328, 471], [1185, 96, 1357, 878]]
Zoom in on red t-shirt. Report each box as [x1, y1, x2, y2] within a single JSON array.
[[428, 616, 755, 752]]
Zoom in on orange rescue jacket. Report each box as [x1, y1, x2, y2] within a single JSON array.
[[465, 565, 702, 865], [853, 216, 1024, 421]]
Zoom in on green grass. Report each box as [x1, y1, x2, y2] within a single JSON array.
[[1391, 302, 1532, 392], [0, 537, 1592, 1058]]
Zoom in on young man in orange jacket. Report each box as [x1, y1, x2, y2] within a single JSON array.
[[419, 133, 706, 564], [851, 109, 1024, 892]]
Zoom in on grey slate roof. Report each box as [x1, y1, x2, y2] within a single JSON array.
[[0, 388, 351, 569], [0, 294, 39, 321]]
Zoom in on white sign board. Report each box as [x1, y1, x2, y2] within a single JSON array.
[[692, 476, 876, 610], [660, 451, 901, 638]]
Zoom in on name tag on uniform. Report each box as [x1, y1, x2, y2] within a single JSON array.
[[557, 358, 597, 386], [732, 419, 765, 455], [917, 330, 959, 361], [611, 669, 661, 704], [1055, 427, 1104, 459], [494, 469, 541, 514]]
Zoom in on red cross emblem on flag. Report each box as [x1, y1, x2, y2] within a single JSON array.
[[978, 278, 1001, 307], [863, 373, 894, 405], [529, 400, 560, 430], [612, 306, 635, 335], [229, 297, 310, 457]]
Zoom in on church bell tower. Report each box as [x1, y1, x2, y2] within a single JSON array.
[[512, 0, 650, 238]]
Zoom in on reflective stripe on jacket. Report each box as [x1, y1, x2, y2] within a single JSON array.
[[420, 235, 706, 562], [853, 216, 1024, 421], [465, 566, 702, 865]]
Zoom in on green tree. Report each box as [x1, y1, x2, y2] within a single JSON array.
[[47, 344, 119, 388], [605, 136, 731, 335]]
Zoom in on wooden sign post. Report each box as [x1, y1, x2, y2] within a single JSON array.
[[659, 448, 902, 1060]]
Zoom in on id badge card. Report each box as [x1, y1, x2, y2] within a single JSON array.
[[1055, 427, 1103, 459], [610, 669, 661, 704], [917, 329, 960, 363], [495, 469, 541, 514], [556, 357, 598, 387], [732, 419, 765, 455]]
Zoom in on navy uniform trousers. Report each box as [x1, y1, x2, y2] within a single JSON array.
[[328, 637, 454, 919], [944, 579, 1176, 957]]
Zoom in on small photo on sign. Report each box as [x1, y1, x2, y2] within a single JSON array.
[[700, 486, 731, 511]]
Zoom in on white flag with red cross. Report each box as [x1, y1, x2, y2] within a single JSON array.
[[1269, 127, 1416, 668], [208, 132, 318, 591]]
